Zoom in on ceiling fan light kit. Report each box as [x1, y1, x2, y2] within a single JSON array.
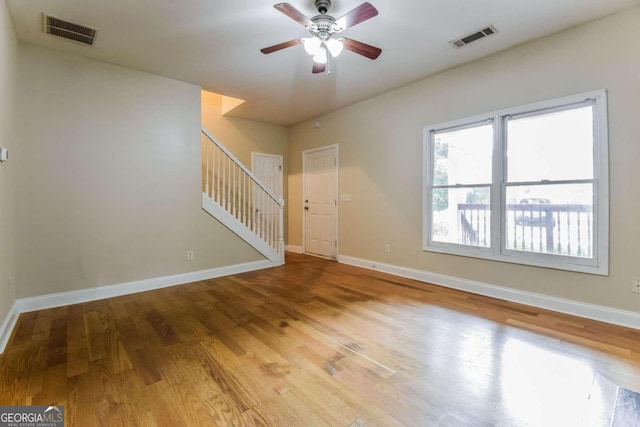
[[301, 36, 343, 64], [261, 0, 381, 74]]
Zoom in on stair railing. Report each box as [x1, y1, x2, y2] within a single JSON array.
[[201, 128, 284, 262]]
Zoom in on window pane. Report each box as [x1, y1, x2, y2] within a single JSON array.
[[507, 106, 594, 182], [432, 187, 490, 247], [505, 183, 593, 258], [433, 124, 493, 185]]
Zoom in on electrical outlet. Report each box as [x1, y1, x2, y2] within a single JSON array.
[[7, 276, 13, 291], [632, 279, 640, 294], [384, 244, 391, 253], [186, 250, 194, 261]]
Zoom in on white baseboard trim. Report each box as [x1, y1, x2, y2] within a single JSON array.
[[0, 259, 274, 354], [338, 255, 640, 331], [286, 245, 304, 254], [0, 302, 19, 356]]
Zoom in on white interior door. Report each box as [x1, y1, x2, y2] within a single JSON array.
[[252, 153, 283, 198], [303, 146, 337, 259], [252, 153, 283, 236]]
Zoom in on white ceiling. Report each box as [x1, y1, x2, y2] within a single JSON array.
[[7, 0, 640, 126]]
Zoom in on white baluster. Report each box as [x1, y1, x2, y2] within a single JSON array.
[[211, 141, 215, 199], [216, 146, 220, 204], [264, 194, 268, 244], [226, 156, 233, 212], [261, 189, 265, 240], [267, 198, 271, 247], [204, 136, 209, 196], [260, 186, 264, 239], [242, 172, 246, 226], [267, 196, 272, 246], [252, 181, 257, 234], [278, 196, 285, 259], [262, 191, 271, 243], [211, 142, 216, 200], [224, 155, 227, 210], [258, 187, 262, 239], [256, 184, 260, 236], [223, 154, 226, 209], [229, 157, 232, 213], [232, 163, 236, 217], [250, 181, 254, 232], [254, 180, 258, 232], [272, 199, 276, 249], [244, 173, 248, 227], [238, 168, 242, 220], [221, 151, 226, 208]]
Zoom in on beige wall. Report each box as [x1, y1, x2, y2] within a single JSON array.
[[288, 8, 640, 312], [201, 91, 288, 169], [0, 1, 17, 325], [201, 90, 289, 239], [15, 44, 263, 299]]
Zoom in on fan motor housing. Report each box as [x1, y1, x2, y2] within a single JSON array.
[[311, 14, 336, 33]]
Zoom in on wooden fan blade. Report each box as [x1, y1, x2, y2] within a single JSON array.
[[312, 62, 326, 74], [274, 3, 313, 27], [343, 38, 382, 59], [261, 39, 301, 54], [334, 2, 378, 31]]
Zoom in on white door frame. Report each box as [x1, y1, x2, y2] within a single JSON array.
[[302, 144, 339, 258], [251, 152, 284, 198]]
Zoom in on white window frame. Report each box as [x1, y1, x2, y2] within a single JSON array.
[[423, 90, 609, 275]]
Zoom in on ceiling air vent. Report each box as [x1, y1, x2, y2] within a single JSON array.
[[43, 14, 98, 46], [450, 25, 498, 48]]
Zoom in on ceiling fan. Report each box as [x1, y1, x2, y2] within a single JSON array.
[[261, 0, 382, 74]]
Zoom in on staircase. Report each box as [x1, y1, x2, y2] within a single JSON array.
[[201, 128, 284, 265]]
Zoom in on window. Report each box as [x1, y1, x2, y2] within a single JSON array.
[[424, 91, 608, 275]]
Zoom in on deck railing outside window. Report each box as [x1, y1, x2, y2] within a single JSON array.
[[458, 203, 593, 257]]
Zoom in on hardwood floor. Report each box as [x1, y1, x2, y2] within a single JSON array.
[[1, 252, 640, 426]]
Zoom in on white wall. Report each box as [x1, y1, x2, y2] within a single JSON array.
[[15, 44, 263, 299], [288, 8, 640, 313], [0, 0, 18, 330]]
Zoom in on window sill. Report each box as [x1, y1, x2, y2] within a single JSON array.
[[422, 243, 608, 276]]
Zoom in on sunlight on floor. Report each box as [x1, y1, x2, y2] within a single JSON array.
[[500, 338, 597, 425]]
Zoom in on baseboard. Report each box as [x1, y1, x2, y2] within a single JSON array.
[[0, 302, 19, 355], [338, 254, 640, 331], [286, 245, 304, 254], [0, 259, 273, 354]]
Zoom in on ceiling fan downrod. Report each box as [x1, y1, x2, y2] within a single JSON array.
[[315, 0, 331, 14]]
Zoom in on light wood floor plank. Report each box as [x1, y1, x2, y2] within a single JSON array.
[[1, 252, 640, 425]]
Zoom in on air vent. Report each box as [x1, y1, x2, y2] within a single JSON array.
[[450, 25, 498, 48], [43, 14, 97, 46]]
